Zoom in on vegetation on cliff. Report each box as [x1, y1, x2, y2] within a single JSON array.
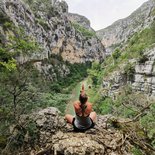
[[71, 22, 96, 38]]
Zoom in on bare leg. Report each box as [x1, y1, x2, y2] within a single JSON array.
[[65, 114, 74, 124], [89, 112, 97, 122]]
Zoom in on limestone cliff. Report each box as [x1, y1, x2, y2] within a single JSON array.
[[132, 46, 155, 95], [96, 0, 155, 55], [0, 0, 105, 80], [101, 46, 155, 98], [68, 13, 93, 31]]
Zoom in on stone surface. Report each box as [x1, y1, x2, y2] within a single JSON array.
[[20, 108, 135, 155], [102, 70, 127, 98], [68, 13, 93, 31], [132, 47, 155, 95], [9, 107, 153, 155]]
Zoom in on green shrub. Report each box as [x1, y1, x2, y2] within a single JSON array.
[[25, 120, 39, 146], [112, 48, 121, 60], [72, 22, 96, 38], [122, 107, 136, 118], [140, 103, 155, 147], [150, 8, 155, 16], [150, 21, 155, 43], [50, 83, 61, 93], [87, 61, 102, 85], [38, 93, 70, 114], [0, 135, 7, 149], [0, 13, 10, 24], [131, 147, 143, 155], [96, 97, 113, 114], [58, 62, 91, 92], [124, 63, 135, 82], [3, 22, 13, 30], [138, 54, 149, 63]]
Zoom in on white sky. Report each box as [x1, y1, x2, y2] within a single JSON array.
[[65, 0, 148, 31]]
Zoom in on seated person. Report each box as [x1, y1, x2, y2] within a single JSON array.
[[65, 84, 97, 132]]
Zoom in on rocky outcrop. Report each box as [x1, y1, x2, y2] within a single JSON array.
[[68, 13, 93, 31], [101, 46, 155, 97], [96, 0, 155, 55], [0, 0, 105, 80], [8, 107, 153, 155], [132, 46, 155, 96], [102, 71, 127, 98]]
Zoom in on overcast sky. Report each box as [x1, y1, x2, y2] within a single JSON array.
[[65, 0, 148, 31]]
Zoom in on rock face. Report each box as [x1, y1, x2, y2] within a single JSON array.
[[102, 71, 127, 98], [132, 46, 155, 96], [96, 0, 155, 55], [101, 46, 155, 97], [0, 0, 105, 80], [68, 13, 93, 31]]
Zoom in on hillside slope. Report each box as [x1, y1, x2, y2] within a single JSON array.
[[96, 0, 155, 55]]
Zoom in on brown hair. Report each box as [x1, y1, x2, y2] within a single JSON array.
[[79, 93, 88, 116], [79, 93, 88, 104], [79, 84, 88, 116]]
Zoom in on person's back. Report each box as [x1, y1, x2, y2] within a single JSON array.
[[73, 101, 93, 130], [65, 84, 96, 132]]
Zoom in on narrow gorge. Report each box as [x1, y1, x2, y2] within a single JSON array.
[[0, 0, 155, 155]]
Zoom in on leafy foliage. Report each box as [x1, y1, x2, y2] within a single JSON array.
[[0, 21, 39, 71], [140, 103, 155, 146], [35, 18, 50, 31], [131, 147, 143, 155], [112, 48, 121, 62], [53, 62, 91, 93], [38, 93, 70, 113], [94, 97, 113, 114], [87, 61, 102, 85], [124, 63, 135, 82]]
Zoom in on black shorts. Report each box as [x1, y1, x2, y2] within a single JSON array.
[[72, 117, 95, 132]]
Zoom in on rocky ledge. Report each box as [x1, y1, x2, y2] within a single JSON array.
[[6, 107, 154, 155]]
